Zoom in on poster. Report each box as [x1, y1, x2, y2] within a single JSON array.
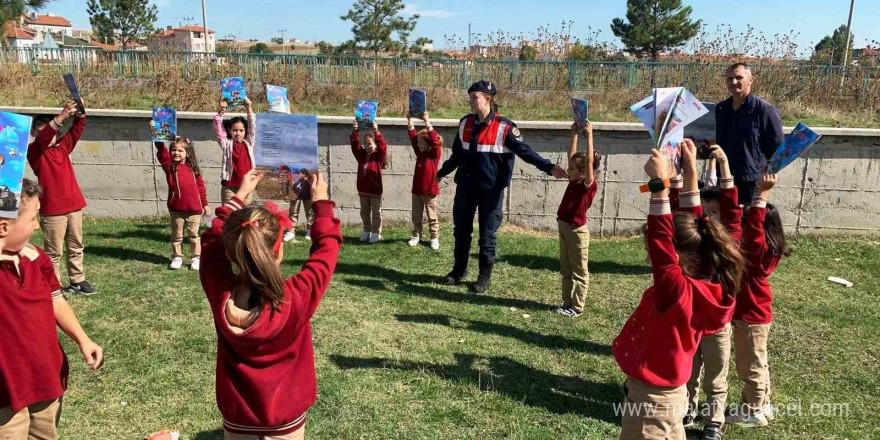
[[267, 84, 291, 114], [253, 113, 319, 200], [151, 106, 177, 142], [0, 111, 33, 218]]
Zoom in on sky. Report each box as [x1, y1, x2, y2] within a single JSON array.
[[44, 0, 880, 56]]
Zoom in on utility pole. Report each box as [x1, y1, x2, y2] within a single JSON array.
[[278, 28, 287, 55], [841, 0, 855, 68], [201, 0, 209, 55], [467, 23, 471, 52]]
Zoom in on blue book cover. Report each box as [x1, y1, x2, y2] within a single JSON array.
[[63, 72, 85, 114], [266, 84, 290, 114], [767, 123, 821, 174], [571, 98, 589, 136], [151, 106, 177, 142], [253, 113, 320, 200], [0, 111, 33, 219], [355, 99, 378, 129], [408, 89, 426, 118], [220, 77, 247, 109]]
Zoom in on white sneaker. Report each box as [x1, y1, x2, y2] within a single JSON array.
[[430, 238, 440, 250], [369, 233, 381, 243], [169, 256, 183, 270], [726, 407, 769, 428], [190, 257, 200, 271], [360, 230, 370, 242], [762, 403, 776, 421], [305, 232, 311, 241], [407, 236, 420, 247], [283, 230, 296, 242]]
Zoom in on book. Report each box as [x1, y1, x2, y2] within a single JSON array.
[[266, 84, 290, 114], [150, 106, 177, 142], [660, 88, 709, 143], [630, 95, 657, 142], [408, 89, 426, 118], [220, 77, 247, 109], [570, 98, 589, 136], [652, 87, 680, 146], [253, 113, 320, 200], [63, 73, 85, 115], [766, 123, 821, 174], [0, 111, 33, 219], [355, 99, 378, 129]]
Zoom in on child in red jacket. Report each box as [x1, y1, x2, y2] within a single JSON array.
[[199, 169, 341, 439], [0, 179, 104, 439], [350, 119, 386, 243], [27, 102, 96, 295], [154, 135, 209, 271], [406, 112, 443, 250], [615, 141, 744, 440], [726, 173, 790, 429]]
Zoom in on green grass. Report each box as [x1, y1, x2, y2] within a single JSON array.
[[40, 218, 879, 439]]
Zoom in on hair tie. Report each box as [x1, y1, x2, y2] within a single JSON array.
[[700, 213, 710, 222], [241, 219, 259, 228], [262, 201, 295, 252]]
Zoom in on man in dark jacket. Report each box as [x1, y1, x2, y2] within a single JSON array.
[[437, 80, 565, 293]]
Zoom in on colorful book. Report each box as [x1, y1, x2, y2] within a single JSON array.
[[266, 84, 290, 114], [630, 95, 656, 142], [254, 113, 320, 200], [63, 73, 85, 115], [220, 77, 247, 109], [151, 106, 177, 142], [408, 89, 426, 118], [766, 123, 821, 174], [355, 99, 378, 129], [0, 111, 33, 219], [570, 98, 589, 136], [652, 87, 680, 147], [661, 88, 708, 142]]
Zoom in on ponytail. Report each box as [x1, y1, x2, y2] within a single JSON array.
[[673, 212, 745, 297], [223, 207, 286, 310]]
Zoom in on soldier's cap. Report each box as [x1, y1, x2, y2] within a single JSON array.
[[468, 80, 496, 96]]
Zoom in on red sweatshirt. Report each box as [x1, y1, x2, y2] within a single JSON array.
[[670, 177, 742, 242], [734, 202, 780, 324], [0, 245, 68, 412], [613, 199, 734, 388], [408, 129, 442, 196], [155, 142, 208, 215], [27, 116, 87, 216], [350, 131, 386, 198], [199, 197, 342, 436], [556, 178, 598, 228]]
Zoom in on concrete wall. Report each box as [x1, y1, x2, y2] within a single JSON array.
[[5, 106, 880, 236]]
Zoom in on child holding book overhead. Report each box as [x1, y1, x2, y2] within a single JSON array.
[[406, 112, 443, 250], [199, 169, 341, 439], [614, 141, 743, 440], [0, 179, 104, 439], [27, 102, 97, 295], [154, 134, 209, 271], [555, 121, 600, 318], [214, 97, 255, 205], [726, 173, 790, 429], [350, 119, 386, 243], [283, 169, 314, 243]]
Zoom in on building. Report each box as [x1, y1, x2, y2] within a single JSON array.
[[3, 23, 38, 50], [146, 25, 216, 52], [20, 12, 72, 37]]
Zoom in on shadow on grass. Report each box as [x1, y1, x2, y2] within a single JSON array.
[[331, 353, 621, 424], [192, 429, 222, 440], [91, 222, 170, 242], [395, 313, 611, 356], [88, 245, 168, 265], [501, 254, 651, 275], [336, 262, 552, 311]]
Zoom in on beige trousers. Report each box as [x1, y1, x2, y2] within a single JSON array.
[[224, 424, 304, 440], [411, 194, 439, 240], [0, 398, 62, 440], [686, 322, 732, 427], [289, 199, 314, 230], [557, 220, 590, 313], [733, 320, 772, 410], [359, 196, 382, 234], [620, 378, 687, 440], [40, 210, 85, 284], [221, 186, 253, 206], [170, 212, 201, 258]]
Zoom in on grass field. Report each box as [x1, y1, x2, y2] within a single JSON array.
[[42, 218, 879, 440]]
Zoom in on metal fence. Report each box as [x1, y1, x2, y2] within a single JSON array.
[[1, 48, 877, 98]]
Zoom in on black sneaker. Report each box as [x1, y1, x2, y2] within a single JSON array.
[[701, 425, 722, 440], [472, 264, 493, 293], [67, 280, 97, 296], [443, 269, 466, 285], [682, 414, 696, 428]]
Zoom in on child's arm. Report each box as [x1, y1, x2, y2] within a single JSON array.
[[701, 157, 718, 187], [54, 297, 103, 372], [677, 139, 703, 217], [245, 98, 256, 146], [423, 113, 442, 159], [288, 173, 343, 318], [373, 123, 387, 163], [213, 99, 228, 147], [584, 121, 595, 184], [197, 175, 209, 214], [407, 116, 419, 153], [350, 119, 365, 161], [154, 140, 172, 171], [59, 110, 87, 155], [744, 174, 777, 261], [713, 146, 743, 242]]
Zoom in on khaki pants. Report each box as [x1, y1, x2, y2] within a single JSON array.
[[359, 196, 382, 234], [0, 398, 62, 440], [558, 220, 590, 313], [221, 186, 254, 206], [411, 194, 439, 240], [686, 322, 732, 427], [289, 199, 313, 231], [40, 210, 85, 284], [224, 424, 304, 440], [620, 378, 687, 440], [733, 320, 772, 410], [170, 212, 201, 258]]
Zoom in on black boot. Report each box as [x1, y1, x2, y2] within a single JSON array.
[[472, 264, 493, 293], [444, 267, 467, 285]]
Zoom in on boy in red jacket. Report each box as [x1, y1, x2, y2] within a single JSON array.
[[406, 112, 443, 250], [0, 179, 104, 439], [27, 102, 96, 295], [350, 119, 386, 243]]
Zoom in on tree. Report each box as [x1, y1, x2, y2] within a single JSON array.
[[86, 0, 157, 48], [340, 0, 418, 58], [812, 25, 854, 66], [610, 0, 700, 60], [567, 42, 603, 62], [271, 37, 283, 44], [518, 45, 537, 61], [0, 0, 55, 46], [316, 41, 335, 56], [216, 42, 239, 53], [248, 42, 273, 54]]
